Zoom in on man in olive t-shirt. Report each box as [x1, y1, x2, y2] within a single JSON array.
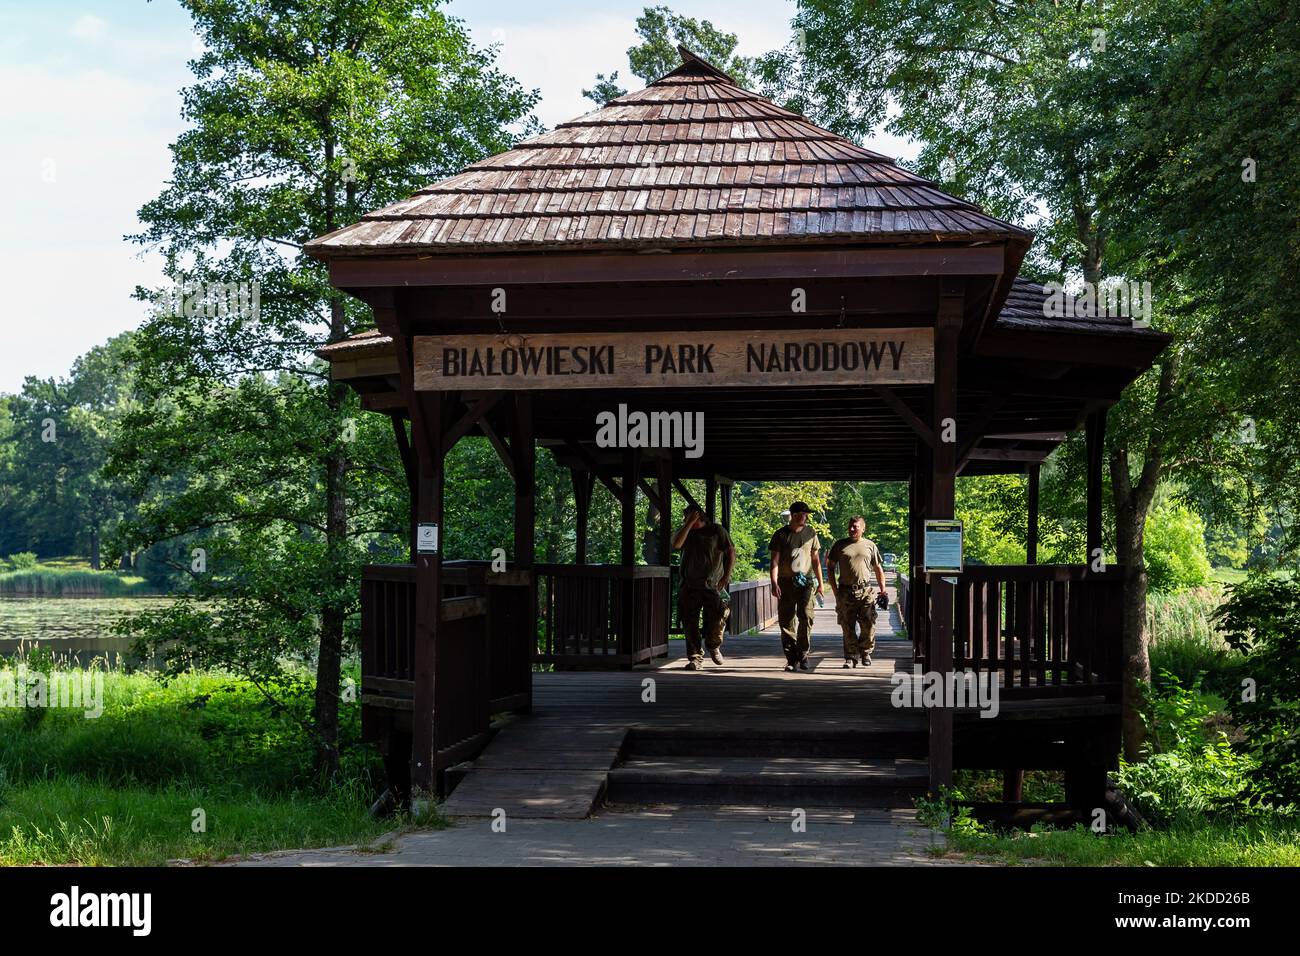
[[673, 505, 736, 670], [827, 515, 888, 667], [768, 501, 824, 671]]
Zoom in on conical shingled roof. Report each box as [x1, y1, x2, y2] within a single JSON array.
[[306, 47, 1030, 257]]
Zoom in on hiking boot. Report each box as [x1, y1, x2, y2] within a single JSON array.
[[860, 653, 872, 667], [784, 662, 797, 672], [684, 659, 701, 671], [798, 658, 810, 671], [843, 659, 853, 669], [709, 648, 725, 666]]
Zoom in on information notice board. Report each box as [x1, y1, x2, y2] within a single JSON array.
[[923, 519, 963, 574]]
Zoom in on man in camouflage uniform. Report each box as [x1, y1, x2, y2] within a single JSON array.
[[768, 501, 824, 672], [826, 515, 889, 668], [673, 504, 736, 670]]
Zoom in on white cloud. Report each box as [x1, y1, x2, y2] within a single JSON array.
[[70, 14, 108, 43]]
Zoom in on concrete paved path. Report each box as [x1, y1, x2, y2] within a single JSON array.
[[232, 804, 957, 867]]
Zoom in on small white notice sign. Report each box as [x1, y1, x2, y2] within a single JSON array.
[[416, 523, 439, 554], [923, 519, 963, 574]]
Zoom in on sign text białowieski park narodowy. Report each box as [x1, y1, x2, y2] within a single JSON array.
[[413, 328, 934, 389]]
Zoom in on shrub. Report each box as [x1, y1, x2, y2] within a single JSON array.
[[1144, 504, 1212, 592], [1218, 573, 1300, 808], [1115, 672, 1252, 826], [5, 552, 38, 571]]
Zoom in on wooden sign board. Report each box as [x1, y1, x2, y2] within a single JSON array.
[[413, 328, 933, 390]]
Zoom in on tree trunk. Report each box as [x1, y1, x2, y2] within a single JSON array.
[[311, 159, 350, 782], [89, 528, 101, 571], [1114, 499, 1151, 761], [313, 364, 349, 781]]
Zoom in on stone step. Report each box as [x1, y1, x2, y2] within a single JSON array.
[[606, 756, 928, 809], [625, 725, 927, 759]]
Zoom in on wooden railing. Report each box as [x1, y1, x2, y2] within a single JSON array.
[[432, 595, 490, 765], [916, 564, 1126, 695], [536, 564, 670, 667], [725, 579, 778, 634], [359, 561, 533, 716]]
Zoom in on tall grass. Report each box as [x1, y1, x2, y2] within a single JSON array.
[[0, 567, 156, 596], [0, 664, 412, 864], [1146, 586, 1244, 695]]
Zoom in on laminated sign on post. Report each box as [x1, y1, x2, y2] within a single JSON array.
[[416, 523, 439, 555], [923, 519, 963, 574]]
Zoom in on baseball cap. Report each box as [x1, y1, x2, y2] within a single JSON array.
[[789, 501, 812, 514]]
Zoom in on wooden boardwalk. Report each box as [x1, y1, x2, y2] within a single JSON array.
[[442, 585, 925, 819]]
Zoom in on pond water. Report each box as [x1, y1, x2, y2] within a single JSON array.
[[0, 597, 178, 666]]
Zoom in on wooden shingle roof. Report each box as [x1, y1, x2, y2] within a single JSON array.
[[306, 47, 1031, 258]]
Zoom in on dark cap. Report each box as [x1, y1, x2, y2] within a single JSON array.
[[789, 501, 812, 514]]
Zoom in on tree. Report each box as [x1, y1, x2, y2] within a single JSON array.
[[113, 0, 537, 779], [584, 4, 758, 101], [777, 0, 1228, 759], [1, 335, 137, 565], [1110, 0, 1300, 563]]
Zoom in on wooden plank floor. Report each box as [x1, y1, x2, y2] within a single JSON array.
[[442, 584, 926, 819]]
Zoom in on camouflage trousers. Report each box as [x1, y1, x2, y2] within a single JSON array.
[[678, 585, 729, 662], [836, 587, 878, 658], [777, 578, 817, 664]]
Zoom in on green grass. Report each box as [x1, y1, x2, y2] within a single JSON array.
[[0, 565, 157, 597], [0, 665, 442, 865], [0, 777, 394, 866], [934, 816, 1300, 867]]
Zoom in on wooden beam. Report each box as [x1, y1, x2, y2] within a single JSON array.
[[672, 477, 703, 514], [391, 416, 417, 563], [955, 393, 1010, 472], [1086, 407, 1107, 561], [478, 415, 516, 482], [705, 475, 717, 522], [512, 392, 535, 570], [1027, 464, 1040, 565], [928, 279, 963, 794], [328, 244, 1007, 288], [873, 386, 934, 446], [443, 394, 502, 448], [572, 468, 594, 565], [657, 457, 672, 571], [638, 476, 666, 514], [563, 439, 624, 501], [964, 448, 1051, 463], [621, 449, 640, 566]]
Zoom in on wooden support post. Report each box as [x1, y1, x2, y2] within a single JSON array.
[[619, 449, 640, 658], [1086, 408, 1107, 564], [409, 388, 444, 798], [391, 415, 418, 564], [512, 393, 535, 570], [1002, 464, 1039, 803], [1026, 464, 1040, 565], [719, 480, 732, 531], [620, 449, 639, 566], [571, 467, 593, 565], [928, 280, 963, 794], [705, 476, 717, 522], [657, 457, 672, 567]]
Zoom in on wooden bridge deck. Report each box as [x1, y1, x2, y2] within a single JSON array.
[[442, 587, 924, 819]]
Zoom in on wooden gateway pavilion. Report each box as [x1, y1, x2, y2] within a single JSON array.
[[308, 49, 1169, 820]]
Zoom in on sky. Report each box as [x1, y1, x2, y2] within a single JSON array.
[[0, 0, 915, 395]]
